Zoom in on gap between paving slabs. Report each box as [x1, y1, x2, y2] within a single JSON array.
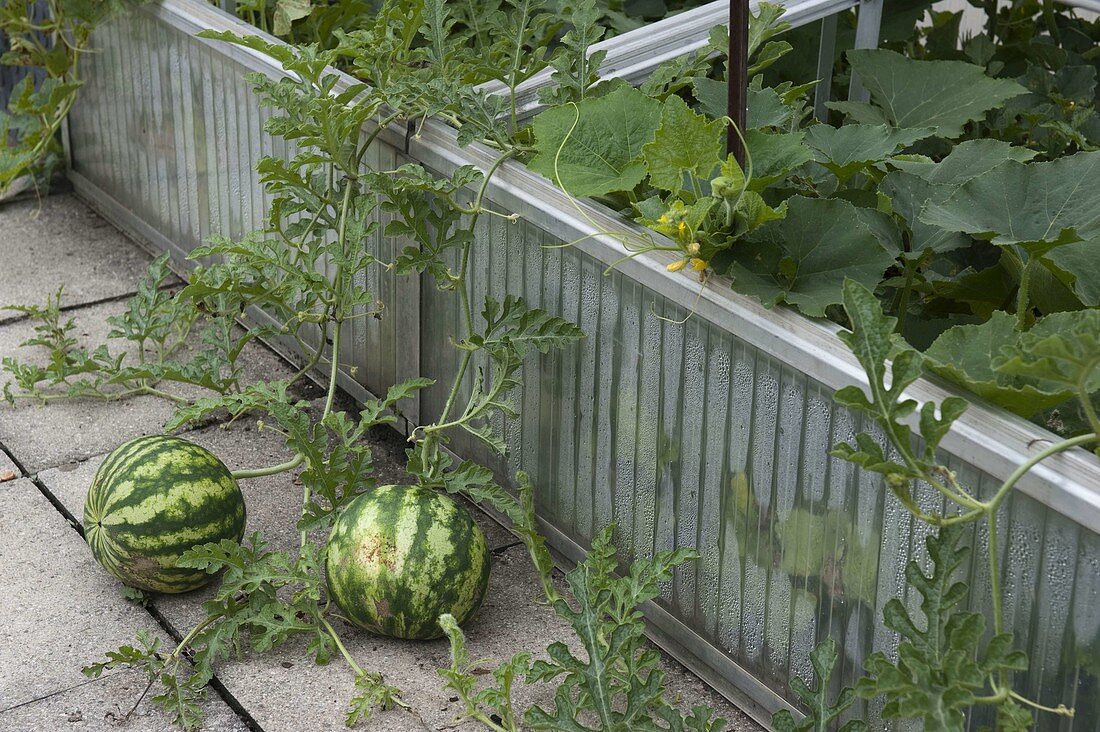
[[0, 478, 248, 731]]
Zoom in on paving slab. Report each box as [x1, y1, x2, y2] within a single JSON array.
[[0, 298, 308, 473], [0, 194, 172, 317], [0, 478, 245, 731], [0, 670, 247, 731]]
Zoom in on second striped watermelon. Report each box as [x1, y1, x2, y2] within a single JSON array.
[[326, 484, 490, 640]]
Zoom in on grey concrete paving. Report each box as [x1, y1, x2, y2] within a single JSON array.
[[0, 670, 247, 731], [0, 298, 308, 473], [0, 479, 245, 730], [0, 195, 173, 318]]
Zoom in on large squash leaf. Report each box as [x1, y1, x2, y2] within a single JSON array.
[[273, 0, 312, 36], [829, 49, 1027, 137], [920, 152, 1100, 297], [880, 171, 970, 257], [745, 129, 814, 188], [1045, 239, 1100, 307], [920, 151, 1100, 249], [889, 139, 1038, 185], [923, 312, 1073, 416], [806, 124, 933, 182], [529, 85, 660, 197], [693, 76, 796, 130], [642, 94, 723, 194], [726, 197, 892, 317]]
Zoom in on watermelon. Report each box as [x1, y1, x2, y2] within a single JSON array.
[[326, 484, 490, 640], [83, 435, 246, 593]]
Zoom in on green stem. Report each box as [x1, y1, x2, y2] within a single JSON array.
[[163, 610, 223, 668], [1042, 0, 1062, 45], [322, 319, 343, 421], [139, 386, 190, 405], [231, 453, 304, 480], [446, 149, 518, 217], [322, 616, 410, 712], [986, 508, 1003, 638], [353, 111, 406, 172], [421, 153, 517, 438], [1008, 689, 1074, 716], [894, 256, 920, 335], [886, 421, 984, 511], [985, 433, 1097, 512], [1077, 373, 1100, 456], [321, 618, 364, 675], [288, 312, 329, 387]]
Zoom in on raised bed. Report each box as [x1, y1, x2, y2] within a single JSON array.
[[63, 1, 1100, 728]]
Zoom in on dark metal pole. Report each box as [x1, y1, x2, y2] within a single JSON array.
[[726, 0, 748, 166]]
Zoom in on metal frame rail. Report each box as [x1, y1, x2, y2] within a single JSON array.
[[479, 0, 886, 120]]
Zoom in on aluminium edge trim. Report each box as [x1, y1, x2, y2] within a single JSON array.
[[137, 0, 1100, 535]]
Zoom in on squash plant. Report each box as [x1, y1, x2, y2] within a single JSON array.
[[511, 3, 1099, 439]]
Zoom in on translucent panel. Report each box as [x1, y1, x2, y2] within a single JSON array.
[[67, 11, 403, 401], [0, 2, 49, 117]]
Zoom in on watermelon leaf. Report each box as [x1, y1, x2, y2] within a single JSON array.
[[923, 313, 1075, 417], [441, 296, 583, 456], [82, 629, 207, 732], [772, 638, 866, 732], [831, 280, 979, 520], [995, 310, 1100, 395], [524, 526, 720, 731], [855, 526, 1027, 729], [345, 670, 407, 727], [438, 613, 533, 731]]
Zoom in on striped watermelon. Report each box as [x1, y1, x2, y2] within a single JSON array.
[[325, 485, 490, 640], [83, 435, 246, 593]]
